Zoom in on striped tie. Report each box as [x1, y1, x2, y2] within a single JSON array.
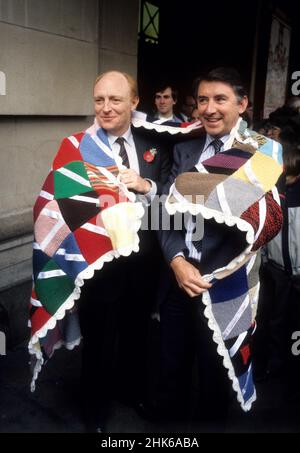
[[211, 138, 223, 154], [116, 137, 129, 168]]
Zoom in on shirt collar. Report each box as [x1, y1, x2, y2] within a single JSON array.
[[204, 134, 230, 151], [107, 126, 133, 147], [158, 114, 174, 121]]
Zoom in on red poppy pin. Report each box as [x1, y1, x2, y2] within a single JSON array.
[[143, 148, 158, 163]]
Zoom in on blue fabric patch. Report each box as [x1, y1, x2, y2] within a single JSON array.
[[96, 128, 110, 148], [238, 367, 254, 403], [79, 133, 115, 166], [258, 138, 283, 165], [53, 233, 88, 281], [209, 266, 248, 303], [32, 248, 50, 281]]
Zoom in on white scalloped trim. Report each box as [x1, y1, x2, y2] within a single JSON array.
[[131, 117, 203, 135], [29, 336, 81, 392], [166, 197, 255, 246], [165, 180, 258, 410], [202, 291, 257, 411]]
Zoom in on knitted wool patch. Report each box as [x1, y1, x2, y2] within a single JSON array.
[[165, 122, 283, 411], [29, 123, 144, 391]]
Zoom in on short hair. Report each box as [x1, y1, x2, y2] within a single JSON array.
[[282, 141, 300, 177], [285, 96, 300, 111], [154, 84, 178, 102], [94, 70, 138, 98], [269, 106, 298, 128], [195, 67, 248, 101]]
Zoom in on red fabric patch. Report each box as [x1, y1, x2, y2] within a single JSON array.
[[31, 307, 52, 335], [53, 136, 83, 170], [33, 172, 54, 222], [240, 344, 250, 365], [241, 191, 283, 251], [74, 215, 113, 264]]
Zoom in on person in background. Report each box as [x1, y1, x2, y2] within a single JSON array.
[[153, 67, 283, 423], [254, 128, 300, 383], [178, 94, 197, 122], [148, 83, 181, 124]]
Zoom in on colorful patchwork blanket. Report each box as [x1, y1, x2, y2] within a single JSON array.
[[165, 119, 283, 410], [29, 115, 201, 391]]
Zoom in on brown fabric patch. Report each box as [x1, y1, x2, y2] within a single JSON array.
[[174, 172, 227, 203]]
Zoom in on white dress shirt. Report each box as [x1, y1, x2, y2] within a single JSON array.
[[107, 127, 157, 203], [174, 134, 230, 262]]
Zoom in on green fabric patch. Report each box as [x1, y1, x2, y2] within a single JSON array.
[[54, 161, 91, 199], [35, 259, 75, 315]]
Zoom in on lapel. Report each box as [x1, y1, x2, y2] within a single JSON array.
[[131, 127, 156, 178], [181, 135, 206, 172]]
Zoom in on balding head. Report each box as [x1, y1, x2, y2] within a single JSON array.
[[94, 71, 138, 99], [93, 70, 139, 136]]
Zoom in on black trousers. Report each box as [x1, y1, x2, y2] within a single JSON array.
[[158, 277, 232, 420], [78, 251, 158, 424]]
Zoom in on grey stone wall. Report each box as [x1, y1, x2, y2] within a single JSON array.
[[0, 0, 99, 115], [0, 116, 93, 291], [0, 0, 139, 292], [98, 0, 139, 77]]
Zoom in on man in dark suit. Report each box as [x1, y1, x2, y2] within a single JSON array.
[[147, 83, 182, 124], [156, 67, 280, 422], [79, 71, 170, 432]]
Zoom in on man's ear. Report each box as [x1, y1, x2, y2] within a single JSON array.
[[239, 96, 248, 114], [131, 96, 139, 111]]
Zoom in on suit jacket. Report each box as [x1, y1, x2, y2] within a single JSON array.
[[158, 135, 206, 263], [131, 126, 171, 195], [157, 127, 283, 411], [130, 126, 172, 256]]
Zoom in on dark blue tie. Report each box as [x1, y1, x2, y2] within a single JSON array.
[[116, 137, 129, 168], [211, 138, 223, 154]]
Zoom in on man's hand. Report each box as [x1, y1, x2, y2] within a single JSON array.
[[170, 256, 212, 297], [120, 169, 151, 194]]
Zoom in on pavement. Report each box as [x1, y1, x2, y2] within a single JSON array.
[[1, 282, 300, 433]]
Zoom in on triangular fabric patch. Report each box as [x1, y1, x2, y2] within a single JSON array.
[[34, 172, 54, 222], [35, 259, 75, 315], [57, 191, 100, 231], [53, 233, 89, 280], [74, 215, 113, 265], [54, 161, 92, 199], [53, 135, 84, 170]]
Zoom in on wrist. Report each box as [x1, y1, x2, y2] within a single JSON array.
[[141, 179, 151, 194], [170, 255, 186, 269]]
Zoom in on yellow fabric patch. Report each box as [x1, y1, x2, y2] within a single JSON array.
[[101, 202, 144, 254], [232, 151, 282, 192]]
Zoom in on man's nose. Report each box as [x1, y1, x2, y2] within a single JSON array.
[[204, 99, 217, 114], [103, 99, 112, 111]]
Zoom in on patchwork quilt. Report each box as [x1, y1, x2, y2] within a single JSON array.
[[165, 119, 283, 410], [29, 116, 201, 391]]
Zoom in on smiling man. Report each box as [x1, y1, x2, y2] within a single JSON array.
[[197, 78, 248, 139], [77, 71, 171, 432], [30, 70, 171, 434], [154, 67, 283, 422]]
